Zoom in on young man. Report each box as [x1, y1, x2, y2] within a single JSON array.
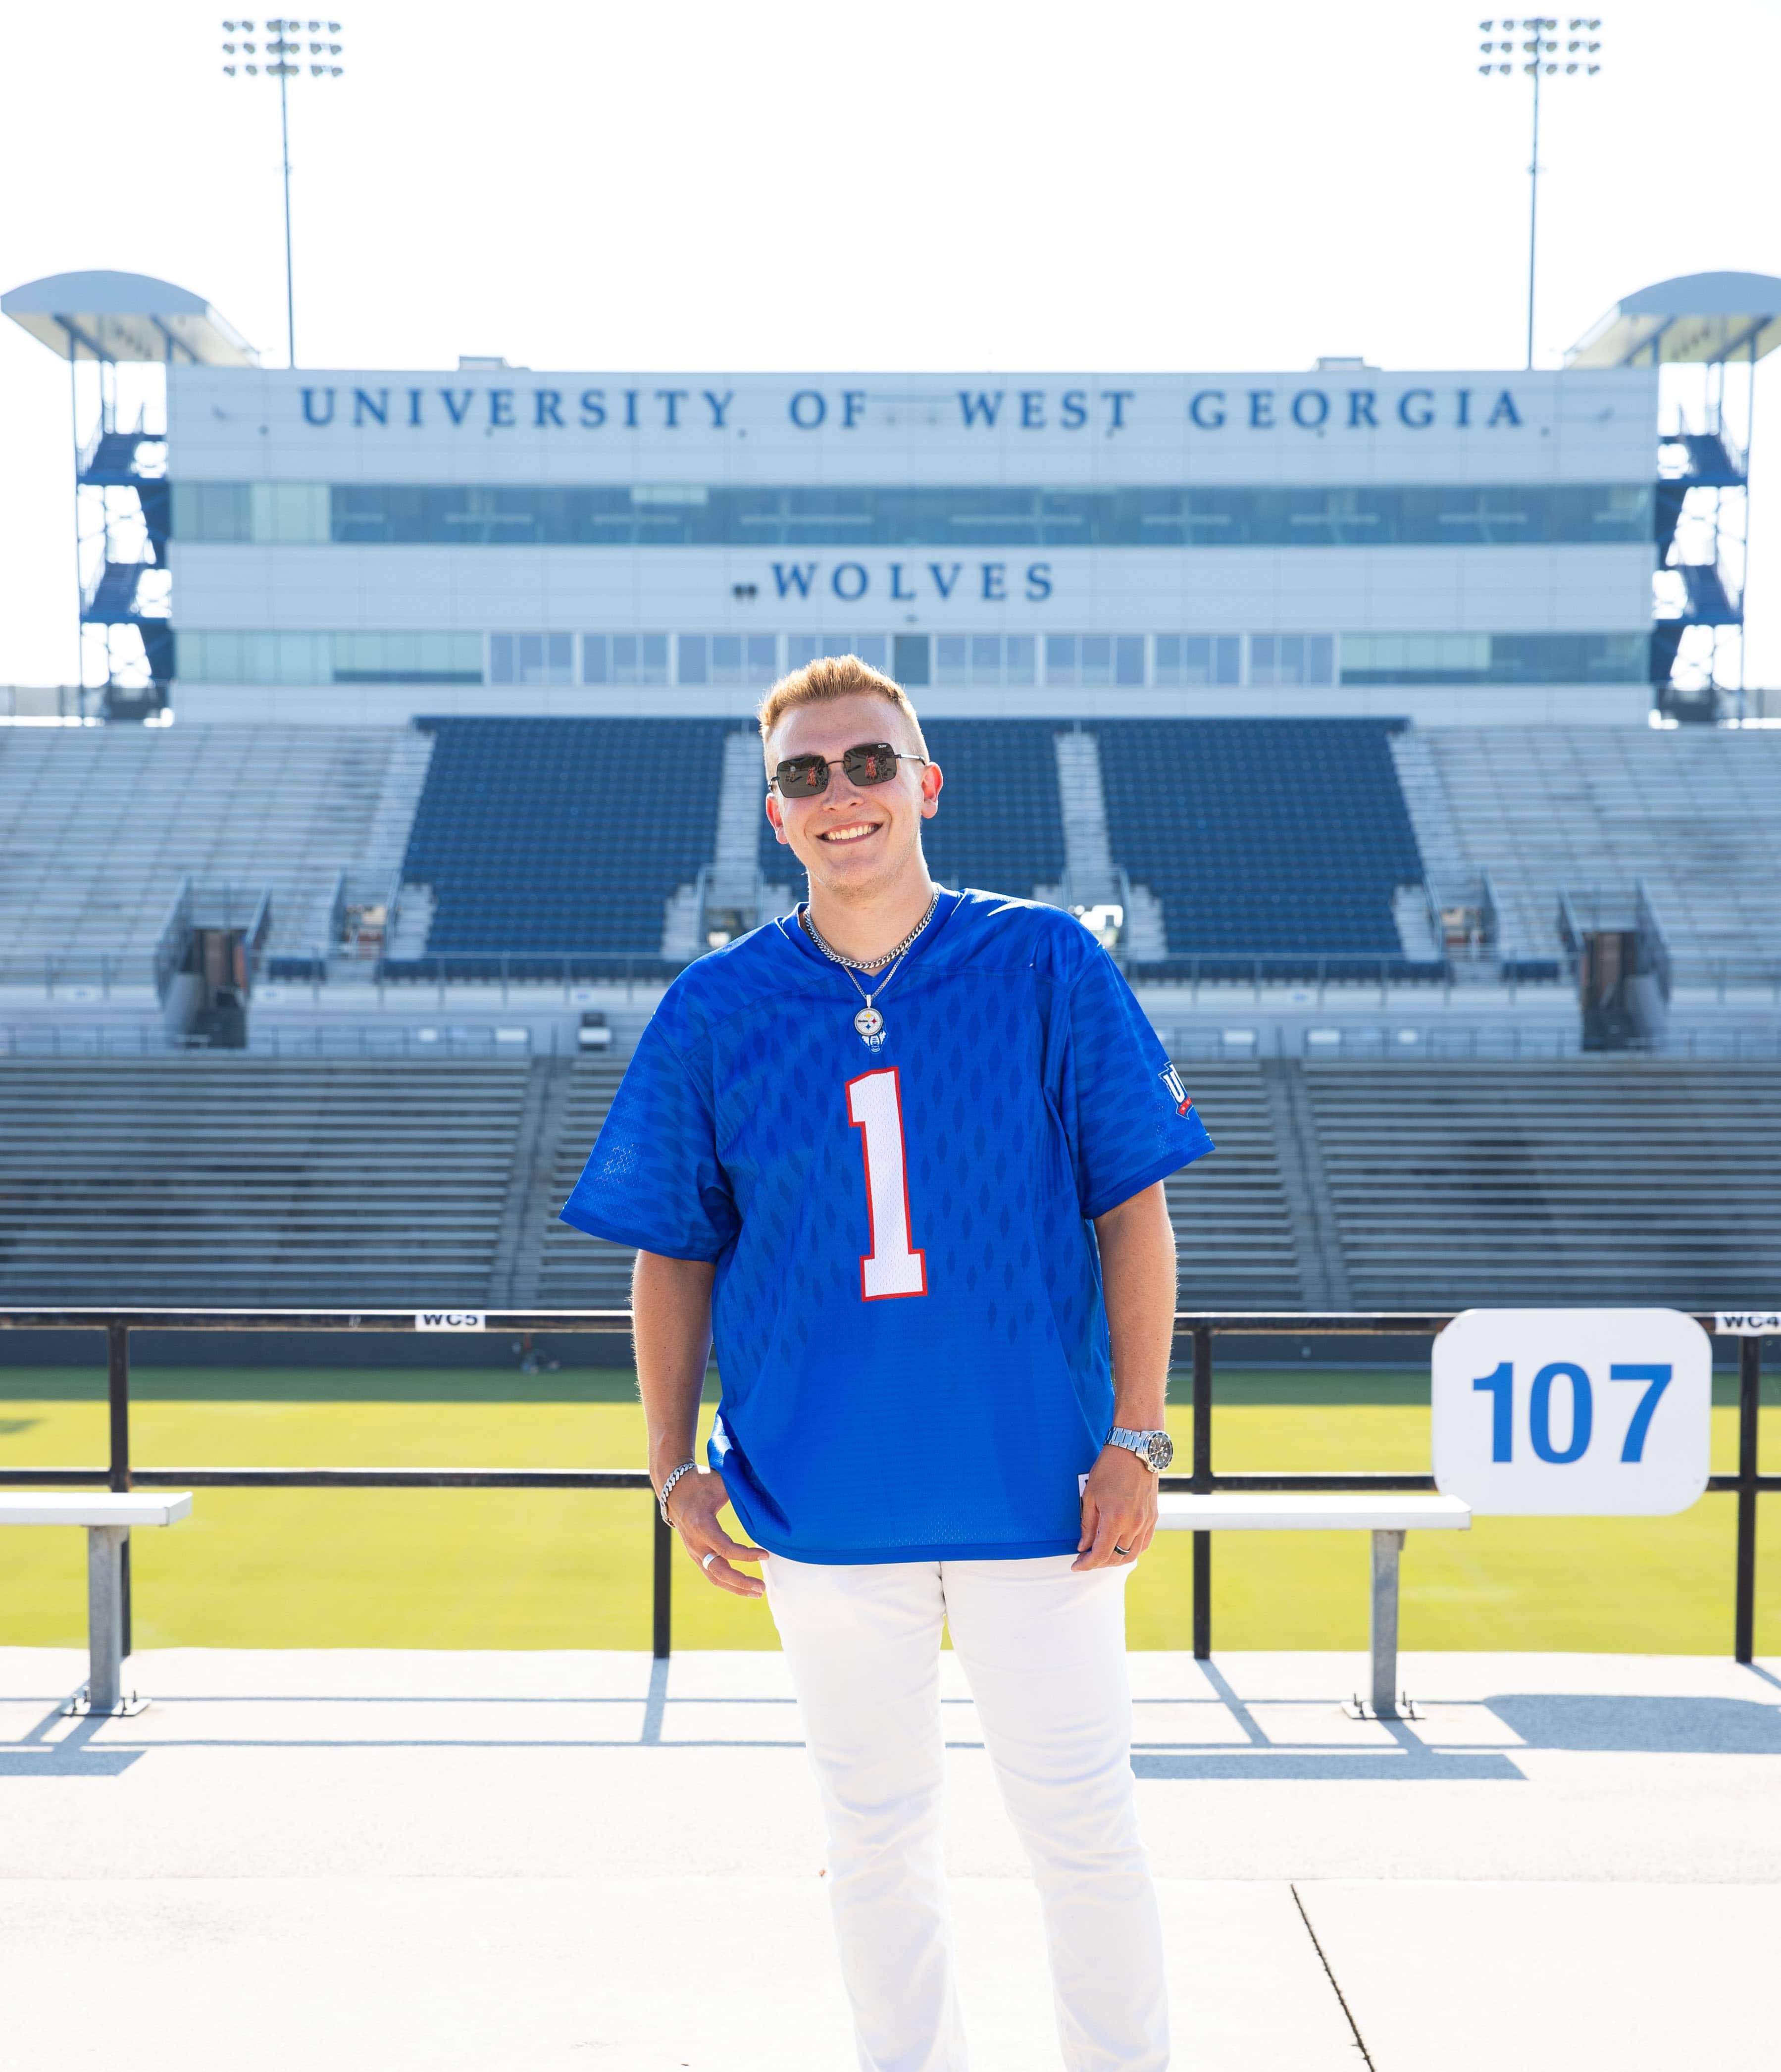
[[562, 657, 1212, 2071]]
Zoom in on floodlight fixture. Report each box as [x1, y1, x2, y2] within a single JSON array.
[[1477, 14, 1605, 369], [221, 15, 346, 367]]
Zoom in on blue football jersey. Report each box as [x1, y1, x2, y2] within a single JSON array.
[[560, 889, 1213, 1562]]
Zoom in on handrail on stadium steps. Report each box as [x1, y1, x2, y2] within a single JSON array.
[[0, 1309, 1769, 1667]]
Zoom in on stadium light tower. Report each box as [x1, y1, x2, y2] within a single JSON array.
[[222, 16, 346, 367], [1478, 16, 1603, 369]]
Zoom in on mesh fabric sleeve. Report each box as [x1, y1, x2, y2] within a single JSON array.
[[559, 1014, 739, 1261], [1064, 946, 1214, 1220]]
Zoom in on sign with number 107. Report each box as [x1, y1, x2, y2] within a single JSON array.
[[1432, 1310, 1711, 1515]]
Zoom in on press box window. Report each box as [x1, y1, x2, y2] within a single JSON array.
[[177, 630, 480, 684], [1153, 636, 1244, 687], [177, 629, 330, 683], [1337, 632, 1644, 685], [170, 482, 328, 544], [1046, 635, 1140, 688], [489, 633, 574, 686], [932, 635, 1035, 687], [676, 634, 782, 686], [614, 634, 670, 686], [782, 635, 890, 674], [1248, 635, 1335, 688], [1081, 637, 1112, 688], [580, 634, 669, 686], [711, 634, 780, 684], [331, 632, 482, 684], [893, 634, 930, 686], [250, 483, 330, 543]]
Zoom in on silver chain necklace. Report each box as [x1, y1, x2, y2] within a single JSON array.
[[800, 892, 939, 1052]]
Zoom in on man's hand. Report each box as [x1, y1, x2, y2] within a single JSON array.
[[665, 1466, 769, 1598], [1072, 1443, 1159, 1571]]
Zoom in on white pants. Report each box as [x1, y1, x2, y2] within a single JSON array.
[[764, 1552, 1168, 2072]]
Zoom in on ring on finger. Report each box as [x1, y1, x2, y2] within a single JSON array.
[[1114, 1545, 1133, 1558], [702, 1551, 718, 1570]]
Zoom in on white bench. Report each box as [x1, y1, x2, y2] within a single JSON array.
[[0, 1493, 194, 1716], [1155, 1492, 1472, 1718]]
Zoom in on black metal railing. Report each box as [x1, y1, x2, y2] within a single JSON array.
[[0, 1308, 1771, 1663]]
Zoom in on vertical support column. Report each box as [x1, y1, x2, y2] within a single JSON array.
[[1370, 1529, 1404, 1718], [652, 1504, 673, 1662], [1191, 1324, 1213, 1661], [86, 1524, 129, 1713], [107, 1321, 132, 1660], [1734, 1336, 1761, 1666]]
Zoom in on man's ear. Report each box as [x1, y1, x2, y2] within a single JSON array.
[[764, 788, 790, 846], [919, 761, 943, 820]]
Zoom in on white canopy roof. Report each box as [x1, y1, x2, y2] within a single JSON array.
[[1, 269, 259, 366], [1565, 272, 1781, 369]]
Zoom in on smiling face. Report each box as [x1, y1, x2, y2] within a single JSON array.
[[763, 691, 943, 902]]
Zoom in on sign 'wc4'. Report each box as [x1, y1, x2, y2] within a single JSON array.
[[1432, 1310, 1712, 1516]]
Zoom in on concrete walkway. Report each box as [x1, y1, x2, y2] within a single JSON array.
[[3, 1646, 1778, 2070]]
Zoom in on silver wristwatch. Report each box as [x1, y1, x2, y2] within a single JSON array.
[[1106, 1426, 1174, 1473]]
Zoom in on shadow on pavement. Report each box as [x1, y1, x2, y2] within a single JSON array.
[[1485, 1694, 1781, 1755], [0, 1748, 143, 1776], [1133, 1751, 1525, 1781]]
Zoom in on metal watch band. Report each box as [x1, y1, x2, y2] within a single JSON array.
[[656, 1460, 699, 1525], [1106, 1426, 1171, 1472]]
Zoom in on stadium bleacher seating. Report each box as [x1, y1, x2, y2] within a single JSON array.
[[3, 715, 1779, 1327], [8, 717, 1778, 990], [1, 1049, 1776, 1314], [0, 1056, 529, 1306], [529, 1055, 1304, 1313], [524, 1054, 1778, 1316], [1096, 718, 1432, 973], [0, 722, 429, 979], [1397, 726, 1781, 975], [398, 717, 732, 966], [532, 1054, 637, 1308], [1303, 1058, 1781, 1310], [1161, 1064, 1306, 1309]]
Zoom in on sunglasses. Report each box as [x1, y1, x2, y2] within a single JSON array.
[[771, 742, 928, 799]]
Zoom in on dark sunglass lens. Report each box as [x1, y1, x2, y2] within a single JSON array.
[[843, 745, 898, 785], [777, 757, 829, 796]]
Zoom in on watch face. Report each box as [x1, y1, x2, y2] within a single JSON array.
[[1145, 1431, 1175, 1472]]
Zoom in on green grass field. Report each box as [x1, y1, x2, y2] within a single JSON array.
[[1, 1365, 1776, 1655]]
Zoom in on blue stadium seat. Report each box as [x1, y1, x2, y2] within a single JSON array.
[[1096, 718, 1431, 975], [390, 714, 1428, 977], [397, 716, 731, 965]]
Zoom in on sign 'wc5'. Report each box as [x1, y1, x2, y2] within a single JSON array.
[[1432, 1310, 1711, 1515]]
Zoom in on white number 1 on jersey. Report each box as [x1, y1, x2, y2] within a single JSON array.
[[846, 1068, 928, 1301]]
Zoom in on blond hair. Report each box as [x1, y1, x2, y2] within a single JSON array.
[[757, 654, 927, 758]]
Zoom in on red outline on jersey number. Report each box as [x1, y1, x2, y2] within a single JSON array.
[[846, 1065, 928, 1302]]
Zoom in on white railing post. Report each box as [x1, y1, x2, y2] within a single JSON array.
[[1369, 1528, 1405, 1718], [85, 1524, 129, 1712]]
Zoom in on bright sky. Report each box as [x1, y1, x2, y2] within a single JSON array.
[[3, 0, 1779, 689]]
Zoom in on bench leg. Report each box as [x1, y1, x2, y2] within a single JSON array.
[[85, 1524, 129, 1715], [1369, 1528, 1404, 1720]]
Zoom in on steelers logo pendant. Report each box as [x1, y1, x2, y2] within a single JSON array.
[[853, 1005, 886, 1051]]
